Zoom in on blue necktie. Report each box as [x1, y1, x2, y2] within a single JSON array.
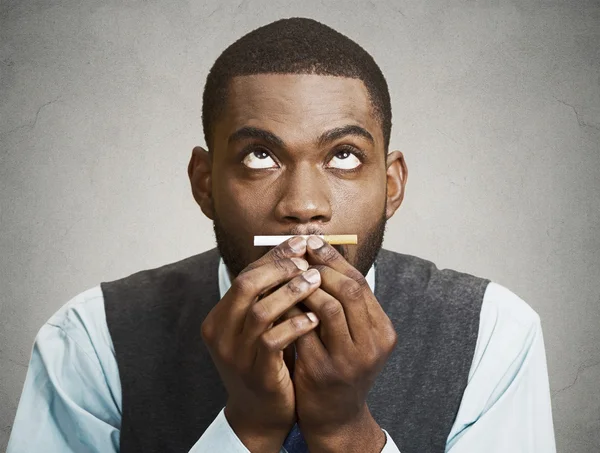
[[282, 345, 308, 452], [282, 422, 308, 453]]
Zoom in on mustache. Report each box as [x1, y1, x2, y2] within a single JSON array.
[[285, 226, 326, 236]]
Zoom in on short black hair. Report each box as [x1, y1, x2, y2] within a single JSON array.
[[201, 17, 392, 152]]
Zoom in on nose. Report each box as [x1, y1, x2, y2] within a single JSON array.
[[274, 164, 332, 225]]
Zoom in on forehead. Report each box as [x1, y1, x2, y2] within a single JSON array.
[[215, 74, 382, 146]]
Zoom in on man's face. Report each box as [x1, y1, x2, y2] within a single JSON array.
[[208, 74, 391, 276]]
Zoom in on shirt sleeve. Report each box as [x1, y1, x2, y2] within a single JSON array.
[[6, 287, 269, 453], [367, 282, 555, 453], [6, 321, 121, 452], [189, 408, 288, 453], [444, 282, 556, 452]]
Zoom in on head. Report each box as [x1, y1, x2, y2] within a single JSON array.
[[189, 18, 407, 276]]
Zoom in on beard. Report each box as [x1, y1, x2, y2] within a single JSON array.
[[213, 208, 387, 278]]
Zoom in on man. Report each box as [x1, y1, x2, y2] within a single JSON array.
[[8, 17, 555, 453]]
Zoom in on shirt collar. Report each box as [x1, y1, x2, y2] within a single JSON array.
[[218, 258, 375, 299]]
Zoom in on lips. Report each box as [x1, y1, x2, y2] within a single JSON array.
[[281, 226, 326, 236]]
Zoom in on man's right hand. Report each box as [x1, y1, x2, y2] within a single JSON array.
[[201, 236, 321, 453]]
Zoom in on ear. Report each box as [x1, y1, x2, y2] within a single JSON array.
[[188, 146, 215, 220], [385, 150, 408, 220]]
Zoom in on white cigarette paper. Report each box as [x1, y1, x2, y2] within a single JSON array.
[[254, 235, 358, 246]]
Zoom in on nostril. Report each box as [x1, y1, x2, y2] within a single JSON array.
[[283, 215, 328, 224]]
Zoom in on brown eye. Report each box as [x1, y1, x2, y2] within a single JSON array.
[[242, 150, 278, 169]]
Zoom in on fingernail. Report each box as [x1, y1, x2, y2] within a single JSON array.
[[307, 236, 323, 250], [303, 268, 320, 284], [289, 236, 307, 253], [291, 258, 309, 271], [306, 312, 318, 323]]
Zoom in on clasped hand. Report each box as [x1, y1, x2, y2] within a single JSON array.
[[201, 236, 397, 453]]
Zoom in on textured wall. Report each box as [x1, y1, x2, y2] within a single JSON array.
[[1, 0, 599, 451]]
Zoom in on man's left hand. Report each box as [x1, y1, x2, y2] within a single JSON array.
[[290, 235, 398, 453]]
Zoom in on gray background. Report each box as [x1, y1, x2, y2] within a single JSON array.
[[1, 0, 599, 451]]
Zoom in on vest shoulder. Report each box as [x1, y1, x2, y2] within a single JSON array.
[[377, 248, 488, 278], [376, 249, 490, 305], [102, 248, 220, 287], [100, 248, 221, 316]]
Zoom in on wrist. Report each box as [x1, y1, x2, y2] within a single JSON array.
[[303, 406, 386, 453], [224, 405, 291, 453]]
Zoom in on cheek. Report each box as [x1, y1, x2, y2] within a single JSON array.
[[331, 177, 386, 225], [213, 175, 275, 229]]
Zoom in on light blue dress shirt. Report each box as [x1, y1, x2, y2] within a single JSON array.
[[7, 259, 556, 452]]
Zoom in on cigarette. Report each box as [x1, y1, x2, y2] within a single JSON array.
[[254, 235, 358, 246]]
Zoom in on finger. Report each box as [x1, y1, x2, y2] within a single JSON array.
[[243, 269, 321, 339], [255, 311, 320, 377], [305, 235, 364, 282], [301, 288, 353, 352], [280, 306, 328, 365], [229, 258, 308, 305], [239, 236, 307, 303], [220, 257, 308, 336], [306, 236, 384, 319], [312, 265, 372, 343], [242, 236, 307, 275]]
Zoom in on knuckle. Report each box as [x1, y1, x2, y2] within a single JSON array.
[[200, 319, 214, 342], [249, 301, 270, 324], [289, 315, 306, 331], [363, 342, 379, 363], [272, 258, 288, 272], [312, 264, 328, 274], [233, 274, 255, 295], [286, 278, 306, 296], [317, 246, 338, 263], [216, 343, 231, 362], [384, 323, 398, 349], [274, 258, 298, 276], [259, 332, 280, 352], [270, 246, 288, 261], [347, 268, 365, 282], [321, 299, 343, 318], [342, 280, 364, 301], [355, 275, 369, 290]]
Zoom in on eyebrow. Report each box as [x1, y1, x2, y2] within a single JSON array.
[[227, 124, 375, 148], [317, 125, 374, 147], [228, 127, 285, 148]]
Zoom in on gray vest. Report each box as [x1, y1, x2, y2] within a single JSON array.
[[102, 248, 489, 453]]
